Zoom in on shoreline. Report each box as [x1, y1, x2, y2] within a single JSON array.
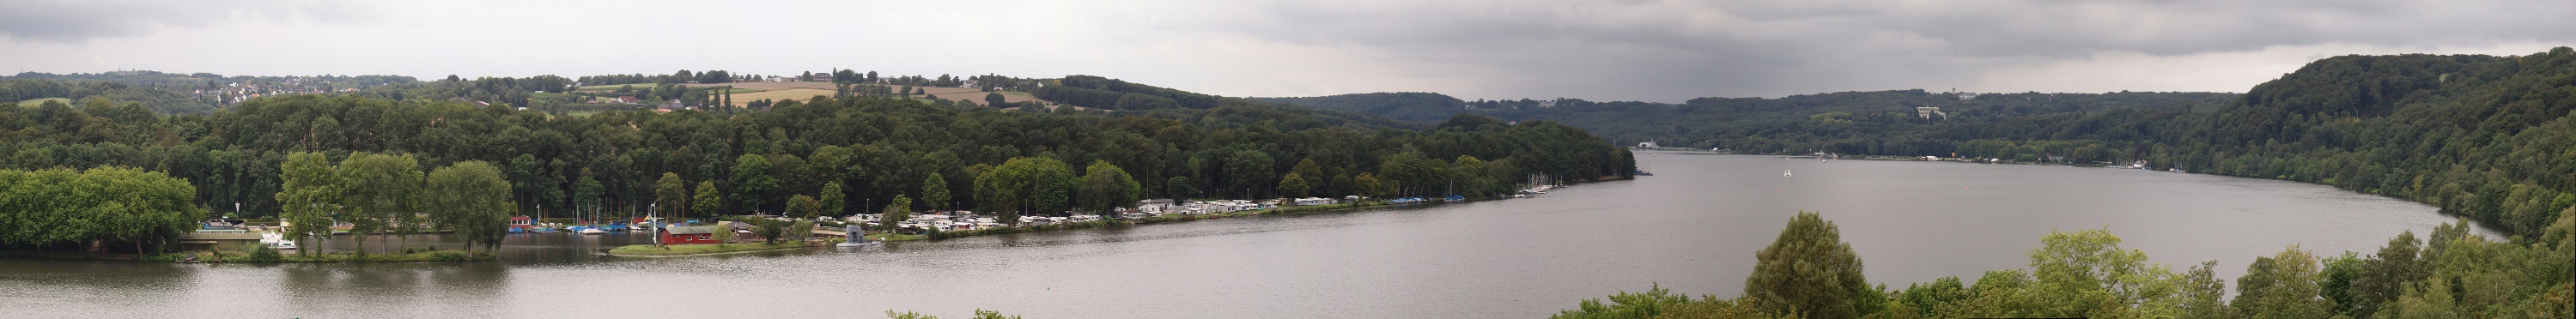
[[605, 241, 826, 257], [605, 190, 1590, 257], [0, 250, 497, 263]]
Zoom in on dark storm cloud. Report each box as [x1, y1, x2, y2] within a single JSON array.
[[1190, 0, 2576, 100], [0, 0, 375, 43]]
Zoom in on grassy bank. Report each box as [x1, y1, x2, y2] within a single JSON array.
[[606, 241, 818, 256]]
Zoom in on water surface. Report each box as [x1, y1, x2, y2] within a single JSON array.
[[0, 153, 2486, 318]]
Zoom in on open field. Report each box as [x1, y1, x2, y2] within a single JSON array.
[[725, 88, 839, 106], [909, 87, 1046, 105], [576, 82, 811, 92], [579, 81, 835, 91], [696, 81, 837, 91], [16, 98, 70, 107]]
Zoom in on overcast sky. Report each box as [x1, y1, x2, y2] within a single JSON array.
[[4, 0, 2570, 102]]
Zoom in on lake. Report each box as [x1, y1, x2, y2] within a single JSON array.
[[0, 153, 2488, 318]]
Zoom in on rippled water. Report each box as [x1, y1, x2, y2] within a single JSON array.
[[0, 153, 2488, 318]]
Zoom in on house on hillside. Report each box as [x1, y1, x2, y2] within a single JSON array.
[[616, 96, 638, 104]]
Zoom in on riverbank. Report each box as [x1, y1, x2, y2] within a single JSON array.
[[912, 201, 1395, 239], [1, 249, 496, 262], [606, 241, 824, 257]]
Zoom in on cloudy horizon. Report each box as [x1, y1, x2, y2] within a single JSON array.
[[4, 0, 2571, 103]]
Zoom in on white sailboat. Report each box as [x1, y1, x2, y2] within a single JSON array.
[[1783, 169, 1792, 178]]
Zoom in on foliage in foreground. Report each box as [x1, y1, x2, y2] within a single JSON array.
[[1564, 211, 2575, 319], [1553, 284, 1795, 319]]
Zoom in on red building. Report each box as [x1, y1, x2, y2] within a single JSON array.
[[658, 226, 720, 244]]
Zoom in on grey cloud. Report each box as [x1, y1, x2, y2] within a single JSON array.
[[0, 0, 377, 44], [1178, 0, 2575, 100]]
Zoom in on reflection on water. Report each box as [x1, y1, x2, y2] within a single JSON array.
[[0, 153, 2489, 318]]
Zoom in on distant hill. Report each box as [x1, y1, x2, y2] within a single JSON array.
[[1249, 92, 1467, 123], [1257, 89, 2238, 147], [1030, 75, 1430, 129], [1267, 48, 2576, 238]]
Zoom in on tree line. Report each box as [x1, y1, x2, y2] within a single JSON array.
[[275, 152, 513, 255], [0, 85, 1633, 226]]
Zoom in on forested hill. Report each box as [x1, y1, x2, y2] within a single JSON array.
[[1025, 75, 1429, 129], [1256, 89, 2239, 148], [1258, 48, 2576, 238], [2170, 48, 2576, 237], [1248, 92, 1467, 123]]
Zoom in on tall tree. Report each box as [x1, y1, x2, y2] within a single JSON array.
[[2349, 231, 2423, 317], [2024, 227, 2167, 317], [1224, 149, 1274, 199], [881, 194, 913, 233], [820, 182, 846, 218], [2235, 246, 2331, 319], [731, 154, 776, 214], [787, 195, 821, 220], [920, 173, 949, 212], [1078, 160, 1141, 217], [1745, 211, 1877, 318], [426, 160, 511, 254], [975, 157, 1076, 225], [339, 153, 422, 254], [654, 172, 687, 220], [276, 152, 340, 256], [1278, 172, 1312, 198], [692, 181, 723, 219]]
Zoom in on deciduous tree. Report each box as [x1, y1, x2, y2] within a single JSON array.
[[1745, 211, 1878, 318]]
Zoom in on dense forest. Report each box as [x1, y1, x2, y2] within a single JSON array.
[[1274, 48, 2576, 240], [0, 79, 1634, 224]]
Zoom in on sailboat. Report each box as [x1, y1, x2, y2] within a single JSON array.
[[1783, 169, 1792, 178]]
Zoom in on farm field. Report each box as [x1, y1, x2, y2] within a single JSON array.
[[724, 88, 838, 106], [572, 81, 1052, 107], [16, 98, 70, 107], [908, 86, 1045, 105], [575, 81, 821, 92]]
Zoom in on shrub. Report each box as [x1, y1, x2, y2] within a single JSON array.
[[246, 245, 284, 262]]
